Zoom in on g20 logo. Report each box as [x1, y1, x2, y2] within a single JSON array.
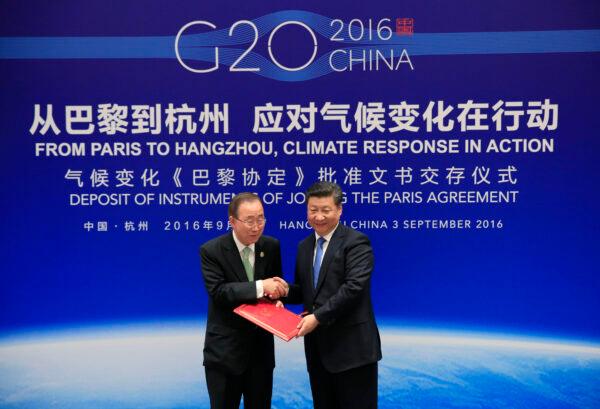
[[174, 20, 318, 73]]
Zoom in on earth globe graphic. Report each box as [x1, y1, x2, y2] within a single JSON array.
[[1, 320, 599, 408]]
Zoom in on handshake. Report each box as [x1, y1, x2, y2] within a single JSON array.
[[262, 276, 289, 300], [262, 276, 319, 336]]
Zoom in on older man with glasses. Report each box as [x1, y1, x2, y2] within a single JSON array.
[[199, 192, 288, 409]]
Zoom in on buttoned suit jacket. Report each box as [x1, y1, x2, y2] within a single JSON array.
[[200, 232, 282, 375], [288, 223, 382, 373]]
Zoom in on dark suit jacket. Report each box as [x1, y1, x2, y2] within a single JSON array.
[[200, 233, 282, 375], [288, 223, 382, 373]]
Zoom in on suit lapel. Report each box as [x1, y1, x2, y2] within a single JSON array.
[[301, 235, 316, 298], [254, 237, 266, 280], [222, 233, 249, 282], [314, 225, 346, 296]]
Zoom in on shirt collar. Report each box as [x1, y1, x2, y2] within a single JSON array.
[[314, 223, 339, 243], [232, 231, 255, 253]]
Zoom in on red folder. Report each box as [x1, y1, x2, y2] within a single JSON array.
[[234, 300, 302, 341]]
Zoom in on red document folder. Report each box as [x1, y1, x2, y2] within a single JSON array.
[[234, 300, 302, 341]]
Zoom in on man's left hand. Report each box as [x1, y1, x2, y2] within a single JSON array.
[[296, 314, 319, 337]]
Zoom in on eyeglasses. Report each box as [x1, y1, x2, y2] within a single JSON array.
[[234, 217, 267, 227]]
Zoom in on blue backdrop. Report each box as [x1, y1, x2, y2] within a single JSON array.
[[1, 1, 599, 408]]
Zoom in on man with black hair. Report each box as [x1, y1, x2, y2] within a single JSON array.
[[287, 181, 382, 409]]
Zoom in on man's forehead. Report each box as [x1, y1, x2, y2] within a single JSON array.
[[237, 200, 264, 213], [307, 196, 337, 207]]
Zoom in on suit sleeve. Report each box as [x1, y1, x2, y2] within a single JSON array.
[[285, 245, 304, 304], [313, 234, 374, 326], [271, 239, 283, 278], [200, 245, 258, 308]]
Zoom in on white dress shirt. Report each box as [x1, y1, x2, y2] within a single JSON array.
[[313, 223, 339, 263]]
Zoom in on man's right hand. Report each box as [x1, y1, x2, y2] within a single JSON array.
[[263, 277, 288, 299]]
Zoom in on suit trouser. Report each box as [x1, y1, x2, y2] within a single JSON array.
[[308, 355, 378, 409], [205, 363, 273, 409]]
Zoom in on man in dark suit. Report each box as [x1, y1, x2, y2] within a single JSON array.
[[200, 192, 287, 409], [287, 181, 382, 409]]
